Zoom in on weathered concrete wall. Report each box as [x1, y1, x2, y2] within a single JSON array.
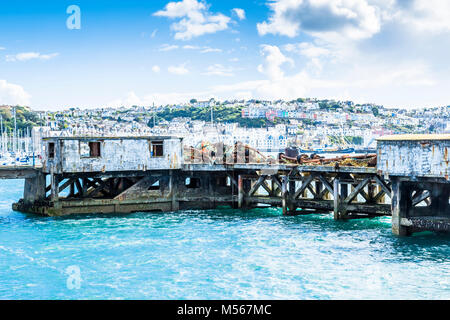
[[23, 171, 46, 205], [377, 138, 450, 179], [42, 137, 183, 173], [0, 168, 39, 179]]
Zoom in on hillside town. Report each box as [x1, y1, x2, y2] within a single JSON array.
[[0, 98, 449, 164]]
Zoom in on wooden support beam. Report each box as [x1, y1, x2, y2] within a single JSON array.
[[317, 177, 335, 199], [318, 174, 334, 195], [226, 173, 238, 190], [58, 178, 75, 194], [260, 180, 272, 195], [374, 175, 392, 199], [344, 178, 371, 204], [271, 178, 281, 197], [271, 175, 283, 191], [75, 179, 83, 197], [87, 179, 108, 198], [412, 190, 430, 206], [294, 174, 315, 199], [69, 182, 75, 197], [307, 185, 317, 198], [238, 175, 244, 208], [288, 179, 297, 214], [248, 175, 267, 196], [373, 189, 386, 203], [359, 189, 371, 203], [333, 177, 340, 219], [281, 176, 288, 215]]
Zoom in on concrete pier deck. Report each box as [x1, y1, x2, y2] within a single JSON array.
[[1, 134, 449, 236]]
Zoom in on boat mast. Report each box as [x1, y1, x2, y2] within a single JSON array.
[[153, 102, 156, 128], [0, 114, 3, 154], [13, 107, 17, 153]]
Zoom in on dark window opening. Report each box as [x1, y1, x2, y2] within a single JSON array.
[[151, 141, 164, 157], [48, 143, 55, 159], [89, 142, 101, 157], [217, 177, 228, 187], [185, 177, 200, 189]]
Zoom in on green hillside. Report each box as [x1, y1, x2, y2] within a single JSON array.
[[0, 106, 45, 132]]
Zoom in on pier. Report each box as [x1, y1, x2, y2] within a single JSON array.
[[1, 134, 449, 236]]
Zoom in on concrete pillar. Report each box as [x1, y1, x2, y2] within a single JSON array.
[[23, 171, 46, 206], [169, 171, 179, 211], [430, 183, 450, 216], [208, 174, 215, 209], [391, 179, 411, 236], [50, 170, 59, 202]]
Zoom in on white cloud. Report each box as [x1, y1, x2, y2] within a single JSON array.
[[168, 64, 189, 75], [108, 55, 437, 108], [154, 0, 231, 40], [283, 42, 334, 73], [284, 42, 330, 58], [152, 65, 161, 73], [257, 0, 381, 40], [108, 1, 450, 109], [0, 47, 5, 51], [6, 52, 59, 62], [182, 45, 222, 52], [123, 40, 437, 107], [151, 29, 158, 38], [232, 8, 246, 20], [158, 44, 179, 51], [200, 47, 222, 53], [0, 80, 31, 105], [182, 45, 201, 49], [203, 64, 234, 76], [257, 45, 293, 81], [394, 0, 450, 33]]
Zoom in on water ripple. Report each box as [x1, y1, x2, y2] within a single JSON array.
[[0, 180, 449, 299]]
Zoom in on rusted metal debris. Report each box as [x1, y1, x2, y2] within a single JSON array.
[[184, 141, 377, 167], [278, 152, 377, 167], [184, 141, 271, 164]]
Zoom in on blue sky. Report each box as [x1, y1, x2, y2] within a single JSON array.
[[1, 0, 450, 110]]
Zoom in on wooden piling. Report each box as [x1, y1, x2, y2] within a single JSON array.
[[281, 176, 288, 215], [238, 175, 243, 209], [333, 177, 340, 220]]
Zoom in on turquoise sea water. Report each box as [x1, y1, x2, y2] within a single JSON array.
[[0, 179, 449, 300]]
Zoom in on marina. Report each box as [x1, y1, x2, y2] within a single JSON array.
[[0, 109, 35, 167]]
